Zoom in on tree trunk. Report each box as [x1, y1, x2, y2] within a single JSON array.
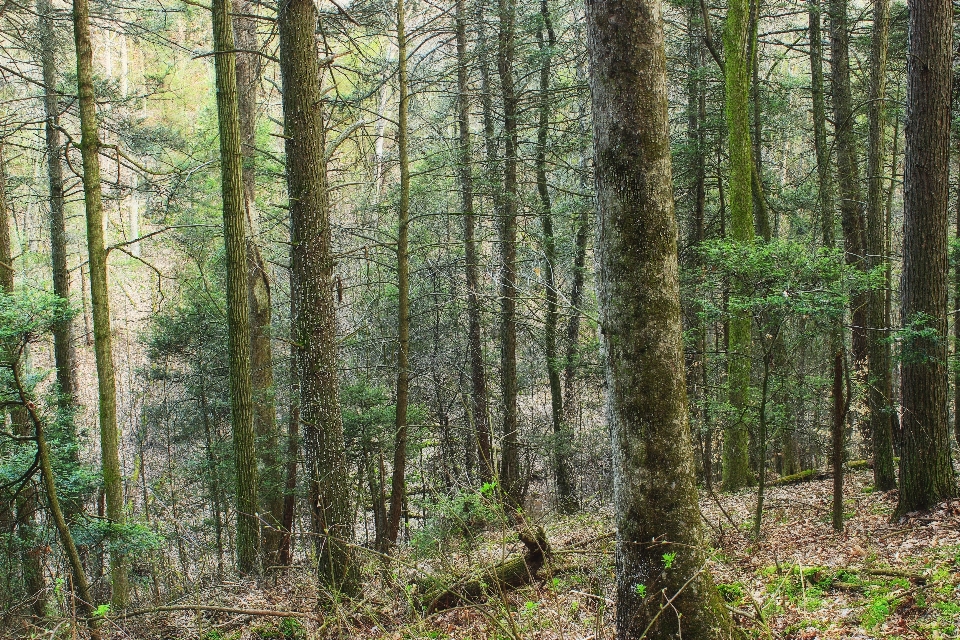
[[535, 0, 574, 513], [723, 0, 754, 491], [497, 0, 521, 509], [455, 0, 492, 485], [809, 0, 833, 248], [387, 0, 411, 548], [586, 2, 736, 636], [897, 0, 957, 516], [829, 0, 868, 371], [277, 0, 358, 592], [39, 0, 78, 408], [832, 349, 845, 531], [72, 0, 130, 604], [210, 0, 261, 573], [865, 0, 896, 491], [232, 0, 283, 562]]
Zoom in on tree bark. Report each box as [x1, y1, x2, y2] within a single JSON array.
[[39, 0, 78, 408], [211, 0, 261, 573], [829, 0, 868, 371], [232, 0, 283, 562], [387, 0, 411, 548], [586, 1, 736, 636], [497, 0, 521, 509], [723, 0, 754, 491], [832, 349, 845, 531], [809, 0, 833, 248], [865, 0, 896, 491], [72, 0, 130, 604], [455, 0, 492, 485], [277, 0, 358, 592], [897, 0, 957, 516], [535, 0, 574, 513]]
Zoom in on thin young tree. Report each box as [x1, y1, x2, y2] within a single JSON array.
[[387, 0, 411, 547], [72, 0, 130, 604], [210, 0, 261, 572], [277, 0, 358, 592], [585, 0, 736, 635], [897, 0, 957, 516]]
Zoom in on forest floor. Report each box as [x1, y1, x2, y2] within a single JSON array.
[[91, 468, 959, 640]]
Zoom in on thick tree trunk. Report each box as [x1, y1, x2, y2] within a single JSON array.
[[72, 0, 130, 604], [723, 0, 754, 491], [496, 0, 521, 508], [897, 0, 957, 516], [829, 0, 868, 371], [387, 0, 411, 547], [865, 0, 896, 491], [210, 0, 261, 573], [455, 0, 492, 485], [232, 0, 283, 561], [39, 0, 78, 408], [585, 2, 735, 636], [277, 0, 358, 592]]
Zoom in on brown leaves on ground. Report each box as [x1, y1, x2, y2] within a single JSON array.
[[106, 470, 959, 639]]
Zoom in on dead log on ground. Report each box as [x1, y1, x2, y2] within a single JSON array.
[[420, 526, 550, 613]]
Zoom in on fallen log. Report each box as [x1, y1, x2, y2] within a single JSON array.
[[420, 526, 550, 613], [766, 469, 823, 486]]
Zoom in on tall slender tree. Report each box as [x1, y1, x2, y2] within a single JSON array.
[[455, 0, 492, 484], [210, 0, 261, 573], [72, 0, 130, 605], [865, 0, 896, 491], [497, 0, 522, 508], [897, 0, 957, 516], [232, 0, 283, 560], [723, 0, 754, 490], [387, 0, 411, 547], [277, 0, 358, 592], [585, 0, 735, 635]]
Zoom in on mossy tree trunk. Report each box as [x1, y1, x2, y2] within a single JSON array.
[[71, 0, 130, 604], [232, 0, 283, 562], [277, 0, 358, 592], [210, 0, 261, 573], [897, 0, 957, 516], [723, 0, 754, 491], [585, 1, 736, 636]]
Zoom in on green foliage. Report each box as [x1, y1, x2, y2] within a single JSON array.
[[250, 618, 306, 640], [410, 486, 504, 558], [662, 551, 677, 570]]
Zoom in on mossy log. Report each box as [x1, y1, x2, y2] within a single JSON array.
[[766, 469, 822, 486], [420, 526, 550, 613]]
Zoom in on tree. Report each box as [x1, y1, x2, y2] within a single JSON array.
[[865, 0, 896, 491], [897, 0, 957, 516], [277, 0, 358, 592], [454, 0, 492, 484], [535, 0, 574, 512], [232, 0, 284, 561], [72, 0, 130, 605], [387, 0, 411, 548], [585, 0, 735, 636], [723, 0, 754, 491], [210, 0, 261, 572], [497, 0, 522, 507]]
